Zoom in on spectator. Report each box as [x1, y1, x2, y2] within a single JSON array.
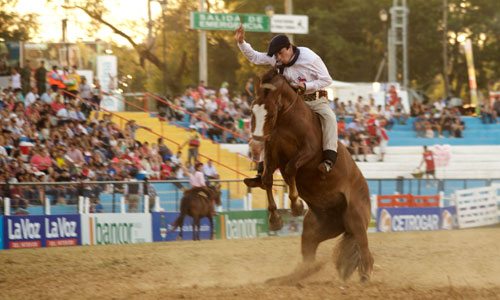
[[182, 87, 196, 114], [393, 98, 408, 125], [418, 145, 437, 188], [9, 68, 21, 91], [245, 77, 254, 104], [35, 60, 47, 95], [180, 126, 201, 165], [479, 99, 496, 124], [48, 65, 64, 92], [198, 80, 206, 100], [202, 159, 219, 179], [20, 60, 32, 96], [451, 118, 465, 138], [158, 138, 173, 161], [91, 79, 103, 108], [123, 169, 142, 213]]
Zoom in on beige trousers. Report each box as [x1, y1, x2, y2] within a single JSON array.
[[305, 97, 338, 152]]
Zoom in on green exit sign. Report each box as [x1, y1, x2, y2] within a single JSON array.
[[190, 12, 270, 32]]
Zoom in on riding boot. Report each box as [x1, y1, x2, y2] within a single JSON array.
[[243, 161, 264, 188], [318, 150, 338, 174]]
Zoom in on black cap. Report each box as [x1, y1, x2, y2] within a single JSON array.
[[267, 35, 291, 57]]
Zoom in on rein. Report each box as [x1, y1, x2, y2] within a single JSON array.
[[280, 90, 299, 116]]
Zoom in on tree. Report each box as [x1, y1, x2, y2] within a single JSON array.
[[0, 0, 39, 41]]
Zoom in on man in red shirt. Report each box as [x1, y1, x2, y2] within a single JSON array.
[[419, 145, 437, 188]]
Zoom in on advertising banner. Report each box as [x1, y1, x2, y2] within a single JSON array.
[[97, 55, 123, 112], [216, 210, 269, 239], [4, 215, 45, 249], [152, 212, 212, 242], [377, 206, 456, 232], [0, 216, 3, 250], [463, 39, 478, 106], [269, 209, 303, 237], [81, 213, 152, 245], [3, 215, 81, 249], [44, 215, 81, 247]]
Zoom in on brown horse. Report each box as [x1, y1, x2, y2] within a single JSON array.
[[172, 184, 221, 240], [249, 68, 374, 282]]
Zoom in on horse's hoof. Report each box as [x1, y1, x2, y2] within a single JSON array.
[[291, 201, 304, 217], [360, 275, 370, 283], [269, 214, 283, 231]]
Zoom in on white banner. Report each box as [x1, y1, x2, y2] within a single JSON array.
[[270, 14, 309, 34], [97, 55, 122, 111], [81, 213, 152, 246]]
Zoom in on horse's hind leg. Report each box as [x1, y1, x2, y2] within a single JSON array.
[[302, 208, 344, 263], [341, 197, 374, 282]]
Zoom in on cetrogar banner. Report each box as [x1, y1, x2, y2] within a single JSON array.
[[81, 213, 152, 245], [216, 210, 269, 239], [152, 212, 212, 241], [3, 215, 81, 249], [377, 206, 456, 232]]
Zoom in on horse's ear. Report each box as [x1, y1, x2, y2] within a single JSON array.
[[255, 76, 261, 92]]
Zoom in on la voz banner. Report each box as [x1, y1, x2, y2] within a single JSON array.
[[3, 215, 81, 249], [377, 206, 456, 232], [152, 212, 212, 241]]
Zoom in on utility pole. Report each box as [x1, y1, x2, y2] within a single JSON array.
[[285, 0, 293, 44], [442, 0, 450, 98], [388, 0, 409, 90], [161, 0, 167, 97], [199, 0, 208, 84]]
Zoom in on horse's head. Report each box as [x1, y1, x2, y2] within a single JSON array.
[[209, 183, 222, 206], [249, 68, 293, 156]]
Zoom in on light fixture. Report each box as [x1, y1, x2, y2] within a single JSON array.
[[265, 5, 275, 18], [379, 9, 388, 22]]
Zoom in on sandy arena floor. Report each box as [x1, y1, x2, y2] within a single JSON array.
[[0, 227, 499, 299]]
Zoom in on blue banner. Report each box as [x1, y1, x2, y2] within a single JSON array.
[[3, 215, 81, 249], [377, 206, 456, 232], [0, 216, 3, 250], [152, 212, 212, 241], [44, 215, 81, 247]]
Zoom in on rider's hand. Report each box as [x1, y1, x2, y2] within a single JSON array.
[[235, 26, 245, 44], [294, 83, 306, 95]]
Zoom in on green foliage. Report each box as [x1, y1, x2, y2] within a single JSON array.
[[0, 0, 38, 41]]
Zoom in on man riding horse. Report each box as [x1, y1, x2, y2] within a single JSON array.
[[235, 26, 338, 187]]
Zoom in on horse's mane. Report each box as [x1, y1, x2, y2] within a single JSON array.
[[260, 68, 298, 101]]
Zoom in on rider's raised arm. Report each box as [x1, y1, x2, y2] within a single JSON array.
[[237, 41, 276, 66], [304, 56, 334, 94]]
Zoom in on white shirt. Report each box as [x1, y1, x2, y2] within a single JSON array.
[[25, 92, 37, 106], [11, 74, 21, 89], [202, 163, 218, 177], [238, 41, 333, 94]]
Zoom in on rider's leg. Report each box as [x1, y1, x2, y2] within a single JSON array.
[[243, 151, 264, 188], [306, 97, 339, 173]]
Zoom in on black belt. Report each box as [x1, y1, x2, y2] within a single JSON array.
[[303, 90, 327, 102]]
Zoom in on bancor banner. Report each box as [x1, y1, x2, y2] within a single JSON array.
[[377, 207, 456, 232], [152, 212, 212, 241], [81, 214, 152, 245], [216, 210, 269, 239], [3, 215, 81, 249]]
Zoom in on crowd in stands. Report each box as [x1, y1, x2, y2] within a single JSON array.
[[0, 62, 219, 213]]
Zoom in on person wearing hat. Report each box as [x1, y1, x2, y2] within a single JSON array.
[[189, 161, 217, 216], [235, 26, 339, 186]]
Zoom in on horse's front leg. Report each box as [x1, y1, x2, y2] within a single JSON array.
[[262, 152, 282, 232], [285, 149, 315, 216]]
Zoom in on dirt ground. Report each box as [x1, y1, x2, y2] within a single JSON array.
[[1, 227, 500, 300]]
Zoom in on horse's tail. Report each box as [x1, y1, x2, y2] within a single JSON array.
[[333, 232, 361, 281]]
